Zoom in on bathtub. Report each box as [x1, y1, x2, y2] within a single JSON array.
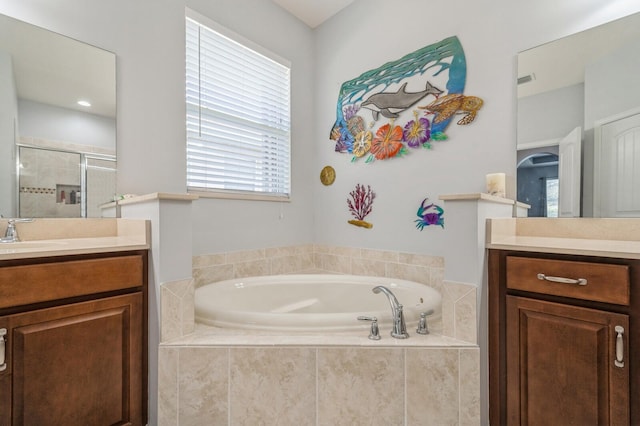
[[195, 274, 442, 332]]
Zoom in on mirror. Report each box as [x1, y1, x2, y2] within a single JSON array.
[[517, 12, 640, 217], [0, 13, 116, 218]]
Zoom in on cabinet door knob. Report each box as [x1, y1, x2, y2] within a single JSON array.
[[537, 273, 587, 286], [615, 325, 625, 368]]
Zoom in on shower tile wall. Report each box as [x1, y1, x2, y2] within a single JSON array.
[[19, 147, 81, 217]]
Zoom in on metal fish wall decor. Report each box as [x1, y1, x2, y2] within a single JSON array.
[[329, 36, 483, 163]]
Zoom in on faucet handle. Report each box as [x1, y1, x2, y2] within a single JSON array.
[[3, 218, 34, 241], [357, 316, 381, 340], [416, 310, 434, 335]]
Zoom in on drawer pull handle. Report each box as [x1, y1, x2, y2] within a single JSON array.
[[536, 273, 587, 286], [0, 328, 6, 372], [615, 325, 625, 368]]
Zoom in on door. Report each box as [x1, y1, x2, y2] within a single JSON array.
[[594, 110, 640, 217], [506, 296, 629, 425], [558, 126, 582, 217]]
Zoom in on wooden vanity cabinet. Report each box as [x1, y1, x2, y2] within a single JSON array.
[[0, 251, 147, 426], [489, 250, 640, 426]]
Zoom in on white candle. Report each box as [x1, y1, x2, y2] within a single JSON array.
[[486, 173, 506, 197]]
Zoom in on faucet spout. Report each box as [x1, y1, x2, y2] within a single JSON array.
[[372, 285, 409, 339], [1, 218, 34, 243]]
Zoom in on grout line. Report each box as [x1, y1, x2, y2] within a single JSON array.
[[315, 348, 319, 426], [175, 348, 180, 426], [458, 349, 461, 426], [404, 348, 407, 426], [228, 348, 231, 426]]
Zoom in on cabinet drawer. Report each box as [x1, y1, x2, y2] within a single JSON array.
[[506, 256, 630, 305], [0, 254, 144, 309]]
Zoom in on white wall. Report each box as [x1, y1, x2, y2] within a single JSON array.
[[585, 38, 640, 128], [0, 0, 316, 255], [517, 83, 584, 144], [18, 99, 115, 150], [0, 51, 17, 217], [313, 0, 640, 257], [2, 0, 639, 255]]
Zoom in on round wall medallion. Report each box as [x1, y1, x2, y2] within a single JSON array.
[[320, 166, 336, 186]]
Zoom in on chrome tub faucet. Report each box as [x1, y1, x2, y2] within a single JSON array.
[[372, 285, 409, 339]]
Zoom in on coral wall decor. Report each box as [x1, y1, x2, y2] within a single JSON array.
[[347, 184, 375, 228], [329, 36, 483, 163], [415, 198, 444, 230]]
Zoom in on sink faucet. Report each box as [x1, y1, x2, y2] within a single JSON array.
[[1, 219, 34, 243], [372, 285, 409, 339]]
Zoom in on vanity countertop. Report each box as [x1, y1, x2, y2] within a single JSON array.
[[486, 218, 640, 259], [0, 218, 149, 260]]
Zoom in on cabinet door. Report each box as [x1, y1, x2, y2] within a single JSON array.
[[506, 296, 629, 426], [0, 293, 142, 426]]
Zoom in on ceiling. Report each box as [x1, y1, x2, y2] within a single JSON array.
[[270, 0, 355, 28]]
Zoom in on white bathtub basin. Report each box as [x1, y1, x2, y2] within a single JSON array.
[[195, 274, 442, 332]]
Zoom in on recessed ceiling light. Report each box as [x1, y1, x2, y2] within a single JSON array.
[[77, 100, 91, 107]]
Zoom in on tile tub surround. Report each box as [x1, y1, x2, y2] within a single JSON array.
[[158, 245, 480, 424], [159, 344, 480, 426], [162, 245, 477, 343]]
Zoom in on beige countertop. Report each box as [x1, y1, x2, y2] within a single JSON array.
[[0, 219, 150, 260], [486, 218, 640, 259]]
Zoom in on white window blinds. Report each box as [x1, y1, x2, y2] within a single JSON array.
[[186, 15, 291, 199]]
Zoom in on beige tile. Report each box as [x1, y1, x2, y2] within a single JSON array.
[[230, 347, 316, 425], [178, 347, 229, 426], [163, 278, 192, 298], [193, 264, 234, 288], [270, 254, 303, 275], [406, 348, 459, 425], [226, 248, 265, 264], [459, 348, 481, 426], [158, 347, 178, 426], [265, 244, 311, 257], [455, 289, 477, 344], [444, 280, 475, 301], [351, 257, 386, 277], [160, 286, 181, 342], [318, 348, 404, 426], [317, 253, 351, 274], [441, 289, 456, 338], [398, 252, 444, 267], [192, 253, 227, 268], [181, 281, 195, 336], [361, 248, 399, 263], [386, 262, 432, 285], [233, 259, 270, 278], [429, 267, 445, 289]]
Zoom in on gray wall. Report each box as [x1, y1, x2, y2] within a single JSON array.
[[0, 51, 17, 217]]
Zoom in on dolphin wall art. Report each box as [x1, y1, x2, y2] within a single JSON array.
[[361, 81, 442, 121], [329, 36, 473, 163]]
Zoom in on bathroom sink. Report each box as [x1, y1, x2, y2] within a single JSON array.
[[0, 240, 67, 250]]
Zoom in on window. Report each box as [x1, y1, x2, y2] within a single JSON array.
[[186, 11, 291, 200]]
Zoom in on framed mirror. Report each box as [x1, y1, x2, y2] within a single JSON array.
[[516, 12, 640, 217], [0, 13, 116, 218]]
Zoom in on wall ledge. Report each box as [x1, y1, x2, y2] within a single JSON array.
[[439, 192, 516, 206], [118, 192, 199, 206]]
